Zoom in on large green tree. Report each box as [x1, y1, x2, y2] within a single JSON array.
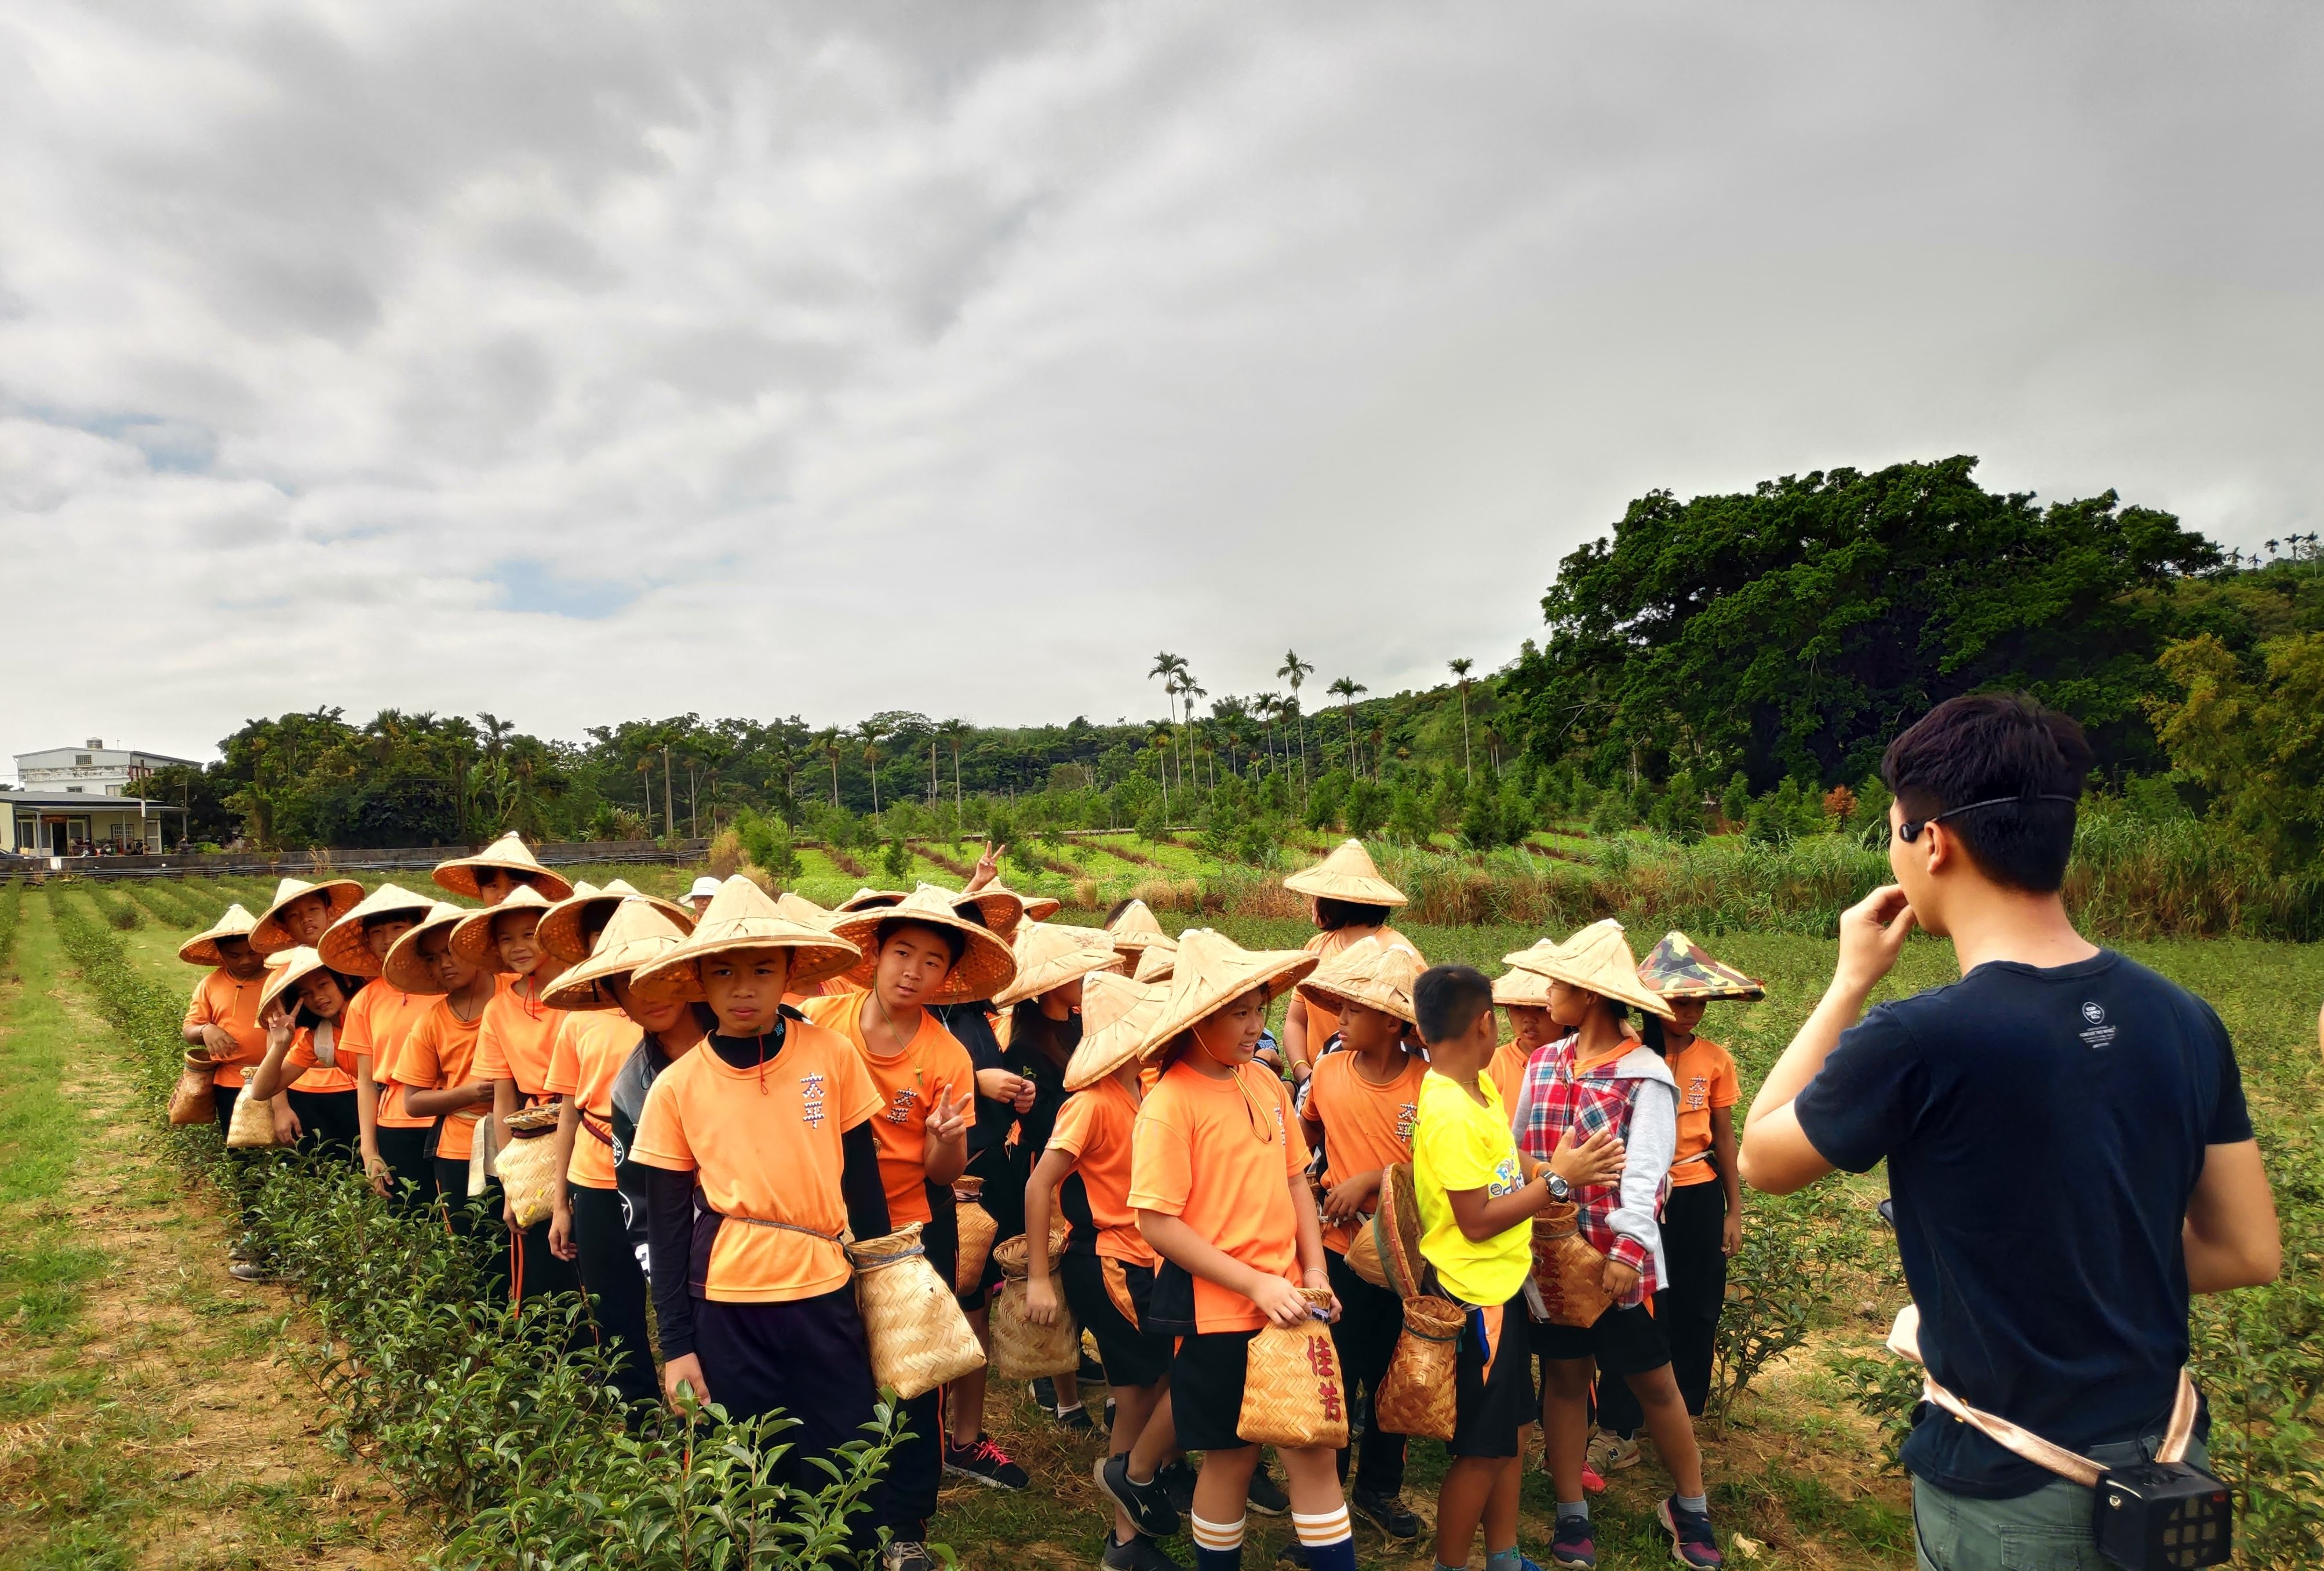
[[1503, 457, 2219, 788]]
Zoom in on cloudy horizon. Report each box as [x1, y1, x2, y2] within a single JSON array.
[[4, 1, 2321, 769]]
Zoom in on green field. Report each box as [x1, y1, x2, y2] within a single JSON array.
[[1, 870, 2315, 1569]]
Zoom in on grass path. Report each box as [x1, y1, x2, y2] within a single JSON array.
[[0, 890, 425, 1569]]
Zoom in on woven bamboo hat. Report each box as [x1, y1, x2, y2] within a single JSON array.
[[1491, 939, 1559, 1008], [179, 903, 259, 967], [1135, 928, 1317, 1063], [1282, 838, 1407, 908], [249, 875, 365, 957], [1063, 973, 1170, 1090], [538, 878, 696, 963], [836, 887, 906, 912], [992, 922, 1120, 1009], [317, 882, 435, 977], [1506, 919, 1677, 1022], [988, 879, 1063, 923], [1638, 930, 1766, 1001], [257, 945, 342, 1020], [1133, 937, 1178, 985], [774, 891, 831, 924], [825, 883, 1020, 1005], [1296, 934, 1423, 1027], [629, 876, 864, 1005], [449, 883, 556, 969], [542, 899, 694, 1011], [431, 831, 575, 902], [1105, 899, 1172, 954], [382, 901, 473, 995]]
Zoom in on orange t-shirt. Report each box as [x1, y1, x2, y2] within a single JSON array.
[[801, 994, 975, 1227], [1046, 1076, 1156, 1265], [1299, 926, 1421, 1047], [473, 979, 566, 1101], [1305, 1050, 1426, 1254], [1664, 1037, 1740, 1188], [629, 1021, 883, 1302], [344, 979, 434, 1130], [545, 1012, 646, 1191], [1129, 1059, 1310, 1333], [184, 969, 265, 1090], [394, 998, 488, 1159], [1487, 1039, 1533, 1108], [281, 1021, 357, 1094]]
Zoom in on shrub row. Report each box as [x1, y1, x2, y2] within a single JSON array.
[[45, 889, 903, 1569]]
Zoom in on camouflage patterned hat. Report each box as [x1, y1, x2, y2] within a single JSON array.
[[1637, 930, 1765, 1001]]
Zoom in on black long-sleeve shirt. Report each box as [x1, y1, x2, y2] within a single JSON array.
[[645, 1021, 891, 1362]]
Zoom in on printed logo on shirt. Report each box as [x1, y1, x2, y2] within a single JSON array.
[[1396, 1100, 1418, 1144], [1684, 1074, 1710, 1111], [801, 1070, 828, 1126], [1488, 1155, 1522, 1198], [2077, 1001, 2118, 1050], [883, 1086, 921, 1126]]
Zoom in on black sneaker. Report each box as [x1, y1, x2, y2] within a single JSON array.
[[1549, 1514, 1597, 1569], [1352, 1487, 1419, 1540], [1030, 1376, 1059, 1413], [1098, 1453, 1181, 1540], [1245, 1463, 1290, 1517], [1658, 1496, 1723, 1568], [1158, 1459, 1197, 1514], [1054, 1402, 1095, 1432], [1103, 1532, 1186, 1571], [943, 1434, 1029, 1490]]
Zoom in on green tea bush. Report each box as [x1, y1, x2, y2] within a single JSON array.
[[0, 879, 22, 973], [45, 889, 906, 1568]]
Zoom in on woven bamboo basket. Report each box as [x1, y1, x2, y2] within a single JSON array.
[[991, 1273, 1080, 1379], [493, 1111, 563, 1229], [953, 1178, 998, 1294], [169, 1053, 218, 1127], [1374, 1163, 1426, 1299], [1343, 1213, 1389, 1290], [848, 1224, 987, 1399], [224, 1088, 280, 1149], [1237, 1287, 1349, 1448], [1374, 1294, 1462, 1441], [1531, 1201, 1614, 1328]]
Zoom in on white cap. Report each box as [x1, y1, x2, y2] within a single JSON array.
[[688, 876, 722, 900]]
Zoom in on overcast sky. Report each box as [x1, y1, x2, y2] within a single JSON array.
[[5, 2, 2321, 769]]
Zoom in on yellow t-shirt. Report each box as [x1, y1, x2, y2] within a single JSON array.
[[1411, 1067, 1531, 1308]]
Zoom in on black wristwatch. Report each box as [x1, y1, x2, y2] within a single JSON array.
[[1544, 1170, 1571, 1202]]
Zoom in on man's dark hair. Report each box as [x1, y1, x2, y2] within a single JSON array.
[[875, 917, 967, 967], [1414, 964, 1494, 1046], [1316, 897, 1392, 932], [1881, 692, 2093, 892]]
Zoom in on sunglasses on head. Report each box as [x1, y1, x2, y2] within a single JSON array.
[[1896, 794, 2078, 842]]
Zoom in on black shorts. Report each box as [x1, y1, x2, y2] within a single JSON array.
[[1168, 1328, 1262, 1451], [1529, 1300, 1670, 1380], [1061, 1252, 1170, 1389], [1451, 1294, 1538, 1458]]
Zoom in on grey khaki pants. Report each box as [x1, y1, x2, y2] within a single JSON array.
[[1913, 1435, 2210, 1571]]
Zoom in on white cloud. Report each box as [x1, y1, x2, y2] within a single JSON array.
[[2, 1, 2320, 766]]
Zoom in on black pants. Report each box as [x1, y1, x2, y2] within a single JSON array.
[[1598, 1181, 1726, 1435], [287, 1088, 359, 1160], [694, 1290, 885, 1550], [373, 1125, 432, 1212], [571, 1184, 658, 1408], [511, 1213, 582, 1307], [1327, 1248, 1406, 1496], [434, 1157, 510, 1294], [213, 1083, 262, 1237]]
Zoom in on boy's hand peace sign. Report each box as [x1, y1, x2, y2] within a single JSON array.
[[924, 1086, 968, 1146], [967, 842, 1002, 892]]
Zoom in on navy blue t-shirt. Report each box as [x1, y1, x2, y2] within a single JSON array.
[[1794, 950, 2251, 1498]]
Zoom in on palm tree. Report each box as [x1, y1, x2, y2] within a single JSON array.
[[817, 728, 844, 807], [1448, 658, 1475, 783], [1149, 652, 1188, 790], [1327, 677, 1367, 774], [1179, 676, 1209, 787], [939, 718, 970, 818], [1149, 726, 1174, 818], [855, 719, 884, 817], [1277, 650, 1314, 790]]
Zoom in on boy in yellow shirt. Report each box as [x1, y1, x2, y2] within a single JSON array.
[[1411, 965, 1624, 1571]]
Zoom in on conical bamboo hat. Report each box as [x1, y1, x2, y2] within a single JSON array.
[[258, 945, 336, 1020], [1135, 928, 1317, 1062], [1505, 919, 1677, 1021], [1637, 930, 1766, 1001], [449, 883, 555, 969], [629, 876, 864, 1004], [1296, 934, 1423, 1027], [1104, 899, 1172, 953], [1491, 938, 1559, 1008], [824, 883, 1019, 1005], [381, 902, 472, 995], [992, 922, 1119, 1009], [318, 882, 435, 977], [1063, 973, 1170, 1090], [1282, 838, 1407, 907], [538, 878, 696, 963], [431, 831, 575, 902], [179, 903, 258, 968], [541, 899, 694, 1011], [249, 875, 365, 957]]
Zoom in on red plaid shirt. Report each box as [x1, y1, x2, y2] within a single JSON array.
[[1516, 1035, 1664, 1305]]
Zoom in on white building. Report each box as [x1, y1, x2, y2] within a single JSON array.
[[14, 739, 197, 797]]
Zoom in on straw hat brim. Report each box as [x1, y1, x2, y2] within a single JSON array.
[[836, 888, 906, 912], [1491, 968, 1554, 1008], [627, 929, 864, 1006], [317, 885, 435, 977], [258, 948, 332, 1019], [992, 925, 1119, 1009], [179, 904, 258, 968], [538, 890, 696, 964], [541, 930, 693, 1010], [1136, 945, 1317, 1063], [1281, 840, 1408, 907], [1063, 984, 1170, 1091], [824, 903, 1019, 1006], [1507, 936, 1678, 1021], [1296, 974, 1418, 1027], [1132, 943, 1178, 985], [450, 888, 556, 969], [249, 879, 365, 957], [382, 905, 471, 995], [431, 837, 575, 902]]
